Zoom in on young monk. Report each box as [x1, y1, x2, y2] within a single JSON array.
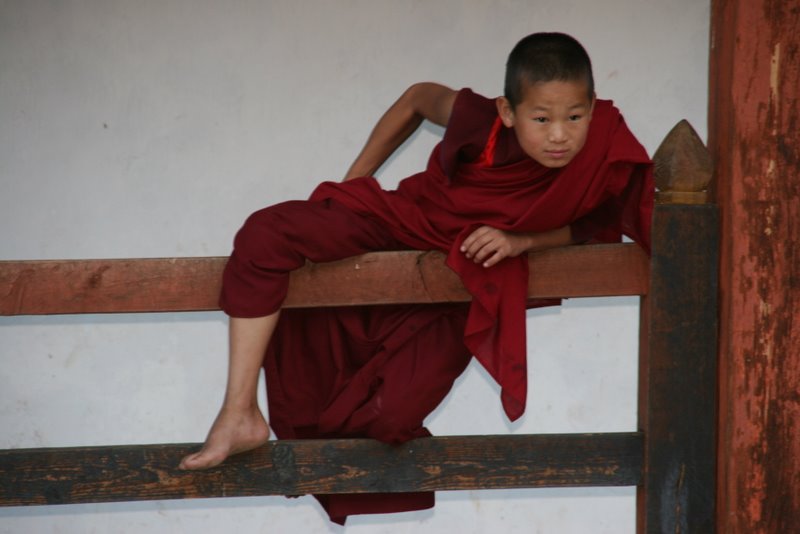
[[179, 32, 653, 523]]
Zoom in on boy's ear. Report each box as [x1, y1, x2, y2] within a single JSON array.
[[496, 97, 515, 127]]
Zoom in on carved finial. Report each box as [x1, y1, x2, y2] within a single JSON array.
[[652, 120, 713, 204]]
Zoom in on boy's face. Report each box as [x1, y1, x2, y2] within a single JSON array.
[[496, 80, 595, 168]]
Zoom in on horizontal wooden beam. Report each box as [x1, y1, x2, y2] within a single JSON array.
[[0, 432, 643, 506], [0, 243, 648, 316]]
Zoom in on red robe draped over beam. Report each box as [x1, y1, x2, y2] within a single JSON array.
[[240, 89, 653, 523]]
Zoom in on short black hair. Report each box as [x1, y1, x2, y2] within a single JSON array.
[[504, 32, 594, 108]]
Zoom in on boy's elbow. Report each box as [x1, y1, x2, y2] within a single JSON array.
[[405, 82, 456, 127]]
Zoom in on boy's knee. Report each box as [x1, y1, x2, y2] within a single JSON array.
[[231, 204, 301, 270], [237, 200, 316, 244], [236, 209, 276, 248]]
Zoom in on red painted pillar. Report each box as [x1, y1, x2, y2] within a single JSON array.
[[710, 0, 800, 531]]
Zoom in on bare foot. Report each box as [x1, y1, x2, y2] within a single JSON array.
[[178, 404, 270, 470]]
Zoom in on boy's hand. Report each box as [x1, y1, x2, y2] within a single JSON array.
[[460, 225, 530, 268], [461, 224, 576, 267]]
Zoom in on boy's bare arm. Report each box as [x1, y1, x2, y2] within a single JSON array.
[[461, 225, 575, 268], [343, 83, 457, 181]]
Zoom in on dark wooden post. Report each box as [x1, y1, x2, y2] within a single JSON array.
[[638, 122, 718, 533], [710, 0, 800, 531]]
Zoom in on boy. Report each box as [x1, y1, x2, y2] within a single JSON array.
[[179, 32, 653, 523]]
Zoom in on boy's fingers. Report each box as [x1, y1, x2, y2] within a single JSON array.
[[462, 229, 489, 256], [482, 250, 504, 268], [476, 239, 515, 267], [461, 226, 490, 251], [473, 240, 504, 264]]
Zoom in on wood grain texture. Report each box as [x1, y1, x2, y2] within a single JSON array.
[[638, 204, 719, 533], [0, 243, 648, 316], [0, 433, 643, 506], [710, 0, 800, 532]]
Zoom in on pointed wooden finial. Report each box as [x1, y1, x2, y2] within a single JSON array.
[[652, 120, 713, 204]]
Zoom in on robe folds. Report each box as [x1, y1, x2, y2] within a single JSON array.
[[220, 88, 653, 523], [309, 89, 653, 423]]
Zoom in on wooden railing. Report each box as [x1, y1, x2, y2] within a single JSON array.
[[0, 122, 718, 533]]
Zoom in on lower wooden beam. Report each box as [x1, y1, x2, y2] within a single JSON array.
[[0, 433, 642, 506]]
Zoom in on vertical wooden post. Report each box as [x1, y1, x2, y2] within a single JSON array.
[[638, 122, 718, 533], [710, 1, 800, 532]]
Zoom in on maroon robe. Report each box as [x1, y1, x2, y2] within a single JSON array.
[[222, 89, 654, 523], [310, 89, 652, 422]]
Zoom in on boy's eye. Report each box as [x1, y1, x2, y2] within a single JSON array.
[[532, 117, 548, 123], [569, 115, 583, 121]]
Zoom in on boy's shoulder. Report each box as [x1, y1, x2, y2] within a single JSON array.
[[445, 88, 498, 137], [451, 88, 497, 121], [439, 88, 511, 174]]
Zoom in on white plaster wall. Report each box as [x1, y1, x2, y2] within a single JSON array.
[[0, 1, 709, 532]]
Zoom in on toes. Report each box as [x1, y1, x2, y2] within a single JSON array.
[[178, 451, 221, 471], [178, 454, 196, 470], [178, 452, 203, 470]]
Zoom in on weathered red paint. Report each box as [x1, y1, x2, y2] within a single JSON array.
[[710, 0, 800, 531], [0, 245, 649, 315]]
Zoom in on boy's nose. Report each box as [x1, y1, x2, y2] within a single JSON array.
[[548, 124, 568, 143]]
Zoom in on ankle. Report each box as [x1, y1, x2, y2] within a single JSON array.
[[220, 397, 260, 414]]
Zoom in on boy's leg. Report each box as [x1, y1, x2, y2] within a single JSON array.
[[178, 314, 277, 470], [180, 199, 403, 470]]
